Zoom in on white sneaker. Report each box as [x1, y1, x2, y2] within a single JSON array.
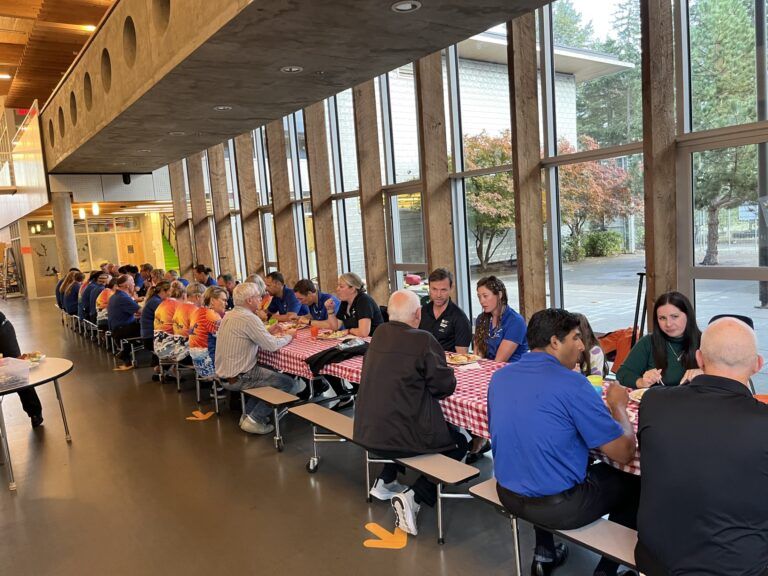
[[391, 489, 420, 535], [240, 415, 275, 435], [369, 478, 408, 501], [293, 378, 307, 395]]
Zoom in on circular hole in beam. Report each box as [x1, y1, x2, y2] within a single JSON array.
[[69, 91, 78, 126], [123, 16, 137, 68], [101, 48, 112, 92], [152, 0, 171, 33], [84, 72, 93, 110], [58, 106, 66, 138]]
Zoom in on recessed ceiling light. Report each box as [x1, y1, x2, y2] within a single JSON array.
[[391, 0, 421, 13], [0, 74, 10, 80], [168, 131, 186, 136], [137, 149, 152, 153], [213, 105, 232, 111], [280, 65, 304, 74]]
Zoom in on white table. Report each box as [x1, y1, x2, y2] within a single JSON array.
[[0, 357, 74, 490]]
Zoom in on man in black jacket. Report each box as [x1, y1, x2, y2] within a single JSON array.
[[636, 316, 768, 575], [353, 289, 468, 536]]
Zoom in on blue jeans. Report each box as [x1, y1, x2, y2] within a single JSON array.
[[224, 364, 298, 424]]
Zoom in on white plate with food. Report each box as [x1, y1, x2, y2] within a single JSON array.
[[279, 322, 309, 331], [23, 352, 46, 367], [628, 388, 648, 403], [446, 353, 482, 366], [317, 330, 349, 340]]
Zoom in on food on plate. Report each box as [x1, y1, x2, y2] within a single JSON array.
[[446, 353, 481, 365], [279, 321, 307, 331], [317, 330, 349, 340], [23, 351, 44, 363], [629, 388, 648, 402]]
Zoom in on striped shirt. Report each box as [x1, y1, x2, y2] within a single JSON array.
[[215, 306, 292, 379]]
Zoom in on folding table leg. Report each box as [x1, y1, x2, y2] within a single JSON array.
[[0, 401, 16, 490], [510, 516, 522, 576], [437, 483, 444, 544], [272, 406, 284, 451], [53, 378, 72, 442]]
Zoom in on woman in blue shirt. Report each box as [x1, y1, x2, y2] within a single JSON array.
[[468, 276, 529, 462], [474, 276, 528, 363], [141, 280, 170, 378], [63, 272, 85, 315]]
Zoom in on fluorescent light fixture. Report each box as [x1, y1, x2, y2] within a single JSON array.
[[280, 65, 303, 74], [92, 202, 100, 216], [47, 220, 52, 229], [78, 208, 86, 220], [391, 0, 421, 12]]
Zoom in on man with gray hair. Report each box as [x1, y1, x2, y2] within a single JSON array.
[[636, 317, 768, 576], [215, 282, 304, 435], [353, 289, 468, 536]]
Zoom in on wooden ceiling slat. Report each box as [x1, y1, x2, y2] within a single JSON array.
[[0, 1, 43, 20]]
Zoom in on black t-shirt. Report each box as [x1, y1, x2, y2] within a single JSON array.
[[0, 313, 21, 358], [636, 375, 768, 575], [337, 292, 383, 335], [418, 300, 472, 353]]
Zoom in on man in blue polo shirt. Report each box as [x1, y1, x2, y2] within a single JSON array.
[[293, 279, 340, 322], [265, 271, 308, 321], [489, 308, 637, 576]]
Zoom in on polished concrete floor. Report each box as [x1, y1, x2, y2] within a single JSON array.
[[0, 298, 604, 576]]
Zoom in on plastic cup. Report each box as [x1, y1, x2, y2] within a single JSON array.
[[310, 325, 319, 339], [587, 374, 604, 394]]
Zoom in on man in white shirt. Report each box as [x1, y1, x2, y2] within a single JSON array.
[[216, 282, 304, 434]]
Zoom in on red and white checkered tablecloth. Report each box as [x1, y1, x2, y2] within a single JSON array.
[[257, 330, 339, 380], [439, 360, 506, 439]]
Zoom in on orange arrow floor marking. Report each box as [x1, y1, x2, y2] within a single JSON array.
[[185, 410, 214, 421], [363, 523, 408, 549]]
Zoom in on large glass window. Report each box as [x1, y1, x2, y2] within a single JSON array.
[[688, 0, 757, 132], [333, 197, 365, 279], [385, 64, 420, 183], [333, 90, 359, 192]]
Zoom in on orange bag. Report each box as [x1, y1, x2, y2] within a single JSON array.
[[598, 327, 639, 373]]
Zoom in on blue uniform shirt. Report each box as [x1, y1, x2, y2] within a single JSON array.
[[178, 278, 190, 287], [488, 352, 623, 497], [476, 305, 528, 362], [63, 282, 81, 315], [107, 290, 139, 331], [268, 287, 309, 316], [55, 278, 64, 308], [140, 295, 162, 338], [80, 282, 96, 319], [308, 292, 340, 321], [89, 284, 105, 320]]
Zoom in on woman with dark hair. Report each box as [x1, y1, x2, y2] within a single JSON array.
[[574, 313, 605, 376], [473, 276, 528, 363], [194, 265, 216, 287], [617, 291, 702, 388]]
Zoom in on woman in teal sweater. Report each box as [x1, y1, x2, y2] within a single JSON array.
[[617, 291, 702, 388]]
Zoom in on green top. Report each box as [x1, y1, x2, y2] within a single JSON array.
[[616, 334, 687, 388]]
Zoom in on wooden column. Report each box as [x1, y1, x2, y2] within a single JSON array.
[[415, 51, 455, 279], [185, 151, 214, 269], [168, 161, 195, 280], [207, 143, 236, 276], [508, 16, 546, 320], [266, 120, 299, 286], [304, 101, 338, 291], [641, 0, 677, 314], [353, 80, 389, 304], [234, 132, 265, 276]]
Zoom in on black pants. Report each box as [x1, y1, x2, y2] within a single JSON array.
[[498, 463, 640, 573], [374, 425, 469, 508], [112, 323, 140, 363], [143, 338, 158, 367], [18, 388, 42, 418]]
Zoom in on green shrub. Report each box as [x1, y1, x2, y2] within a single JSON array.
[[584, 230, 624, 257], [562, 236, 585, 262]]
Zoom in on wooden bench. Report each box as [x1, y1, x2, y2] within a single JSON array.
[[288, 402, 480, 543], [243, 386, 301, 451], [470, 478, 639, 574]]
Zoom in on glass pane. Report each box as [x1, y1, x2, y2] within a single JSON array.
[[558, 153, 645, 332], [262, 212, 277, 264], [76, 235, 90, 270], [374, 80, 387, 185], [391, 192, 425, 263], [337, 89, 359, 191], [115, 217, 140, 231], [388, 64, 420, 184], [295, 111, 311, 198], [694, 279, 768, 392], [284, 116, 295, 196], [689, 0, 757, 132], [338, 197, 366, 279], [465, 172, 518, 320], [73, 219, 87, 234], [27, 220, 54, 235], [552, 0, 642, 150], [395, 269, 428, 294], [87, 218, 114, 233], [303, 201, 318, 280], [442, 50, 453, 171], [692, 144, 766, 267], [458, 25, 511, 170], [252, 129, 267, 204]]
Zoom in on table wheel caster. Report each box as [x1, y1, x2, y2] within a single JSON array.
[[275, 437, 284, 452], [306, 457, 319, 473]]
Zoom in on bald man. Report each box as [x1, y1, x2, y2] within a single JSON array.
[[635, 317, 768, 576], [353, 290, 468, 536]]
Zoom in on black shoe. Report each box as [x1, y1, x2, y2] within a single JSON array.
[[466, 440, 492, 464], [151, 374, 161, 382], [30, 414, 44, 428], [531, 543, 569, 576]]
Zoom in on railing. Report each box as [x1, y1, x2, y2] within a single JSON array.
[[0, 111, 13, 187], [162, 213, 177, 254]]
